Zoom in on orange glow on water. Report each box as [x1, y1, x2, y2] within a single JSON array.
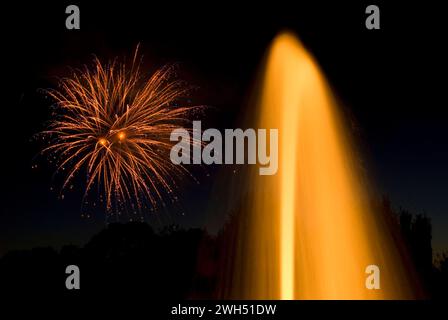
[[223, 32, 415, 299]]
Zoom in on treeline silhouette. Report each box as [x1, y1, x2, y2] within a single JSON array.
[[375, 197, 447, 299], [0, 199, 447, 299]]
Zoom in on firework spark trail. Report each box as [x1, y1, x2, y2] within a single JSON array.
[[41, 47, 201, 212]]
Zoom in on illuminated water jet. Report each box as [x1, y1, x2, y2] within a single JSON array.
[[220, 32, 416, 299]]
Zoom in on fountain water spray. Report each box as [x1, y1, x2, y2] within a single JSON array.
[[219, 32, 416, 300]]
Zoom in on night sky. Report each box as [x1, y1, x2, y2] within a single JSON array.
[[1, 1, 447, 255]]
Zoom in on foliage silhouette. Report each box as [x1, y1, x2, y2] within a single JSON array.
[[0, 200, 447, 299]]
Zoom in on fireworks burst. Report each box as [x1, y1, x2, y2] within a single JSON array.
[[41, 47, 201, 212]]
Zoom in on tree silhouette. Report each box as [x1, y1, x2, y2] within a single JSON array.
[[0, 199, 447, 299]]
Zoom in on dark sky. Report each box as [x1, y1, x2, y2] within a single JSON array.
[[1, 1, 447, 255]]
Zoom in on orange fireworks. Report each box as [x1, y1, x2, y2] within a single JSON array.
[[42, 47, 200, 211]]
